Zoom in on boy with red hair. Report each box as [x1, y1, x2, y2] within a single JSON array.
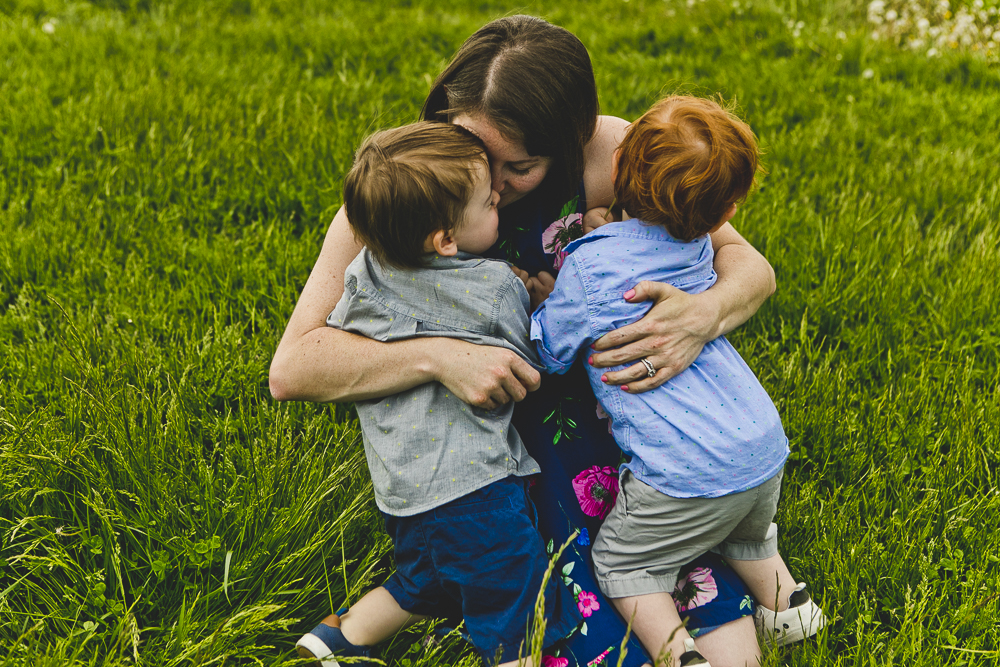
[[531, 96, 826, 667]]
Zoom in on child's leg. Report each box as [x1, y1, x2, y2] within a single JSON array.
[[593, 471, 732, 666], [297, 586, 430, 664], [337, 586, 429, 646], [713, 470, 826, 644], [712, 470, 790, 611], [721, 554, 798, 612], [611, 592, 693, 667], [726, 552, 826, 646]]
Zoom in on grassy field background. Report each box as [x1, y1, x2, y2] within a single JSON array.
[[2, 0, 1000, 665]]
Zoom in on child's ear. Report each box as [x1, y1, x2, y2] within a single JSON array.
[[427, 229, 459, 256], [709, 204, 739, 233]]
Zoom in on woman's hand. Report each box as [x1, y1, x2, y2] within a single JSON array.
[[431, 337, 541, 410], [270, 207, 541, 407], [589, 222, 775, 393], [589, 281, 719, 392]]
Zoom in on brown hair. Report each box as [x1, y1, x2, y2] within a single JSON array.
[[343, 122, 487, 269], [422, 15, 599, 206], [614, 95, 761, 242]]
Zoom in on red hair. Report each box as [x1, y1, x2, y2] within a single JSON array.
[[614, 95, 761, 241]]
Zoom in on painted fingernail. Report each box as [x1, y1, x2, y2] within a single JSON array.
[[623, 289, 635, 300], [621, 385, 629, 392], [601, 375, 608, 383], [588, 356, 594, 366]]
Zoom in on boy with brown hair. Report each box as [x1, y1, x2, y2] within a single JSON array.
[[530, 96, 826, 667], [296, 122, 580, 666]]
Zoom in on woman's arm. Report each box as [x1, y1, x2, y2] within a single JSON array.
[[575, 114, 775, 392], [268, 207, 541, 408], [589, 220, 775, 392]]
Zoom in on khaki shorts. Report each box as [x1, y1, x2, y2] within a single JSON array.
[[592, 468, 783, 598]]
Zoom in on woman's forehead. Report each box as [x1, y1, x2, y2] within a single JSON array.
[[452, 113, 531, 163]]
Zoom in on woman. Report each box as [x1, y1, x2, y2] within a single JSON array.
[[270, 15, 775, 667]]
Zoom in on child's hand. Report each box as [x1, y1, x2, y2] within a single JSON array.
[[510, 265, 531, 288], [526, 271, 556, 311], [583, 207, 618, 234]]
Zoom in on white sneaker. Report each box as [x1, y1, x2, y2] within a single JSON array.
[[755, 583, 826, 646], [679, 637, 711, 666]]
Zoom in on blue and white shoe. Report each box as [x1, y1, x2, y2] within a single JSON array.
[[295, 614, 375, 667]]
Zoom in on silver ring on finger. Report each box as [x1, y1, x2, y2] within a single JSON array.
[[640, 357, 656, 378]]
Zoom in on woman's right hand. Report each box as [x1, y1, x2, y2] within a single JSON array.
[[430, 337, 541, 410], [269, 206, 540, 408]]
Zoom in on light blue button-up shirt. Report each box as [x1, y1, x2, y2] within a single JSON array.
[[530, 219, 788, 499]]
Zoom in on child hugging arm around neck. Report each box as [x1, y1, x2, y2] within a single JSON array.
[[530, 97, 826, 667], [296, 122, 581, 667]]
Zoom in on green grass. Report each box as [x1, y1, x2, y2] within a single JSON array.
[[2, 0, 1000, 664]]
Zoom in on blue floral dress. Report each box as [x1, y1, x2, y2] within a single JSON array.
[[484, 186, 755, 667]]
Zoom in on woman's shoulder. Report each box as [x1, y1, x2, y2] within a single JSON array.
[[582, 115, 630, 209]]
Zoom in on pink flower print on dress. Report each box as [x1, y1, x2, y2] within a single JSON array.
[[577, 590, 601, 618], [541, 212, 584, 270], [672, 566, 719, 612], [542, 656, 569, 667], [587, 647, 613, 666], [572, 466, 619, 519]]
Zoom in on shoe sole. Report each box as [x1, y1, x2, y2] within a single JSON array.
[[295, 633, 342, 667]]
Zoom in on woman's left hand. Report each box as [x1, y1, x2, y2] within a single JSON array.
[[589, 280, 720, 392]]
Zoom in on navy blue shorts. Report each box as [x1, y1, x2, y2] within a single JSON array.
[[382, 476, 582, 663]]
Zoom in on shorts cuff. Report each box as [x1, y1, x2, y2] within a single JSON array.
[[597, 572, 680, 599], [713, 523, 779, 561], [382, 575, 432, 617]]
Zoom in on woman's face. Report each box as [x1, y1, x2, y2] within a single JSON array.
[[452, 113, 553, 208]]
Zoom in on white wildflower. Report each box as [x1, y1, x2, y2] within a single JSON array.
[[836, 30, 848, 40], [862, 68, 875, 79], [42, 21, 55, 34], [886, 9, 898, 21], [917, 18, 930, 32], [927, 47, 939, 56]]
